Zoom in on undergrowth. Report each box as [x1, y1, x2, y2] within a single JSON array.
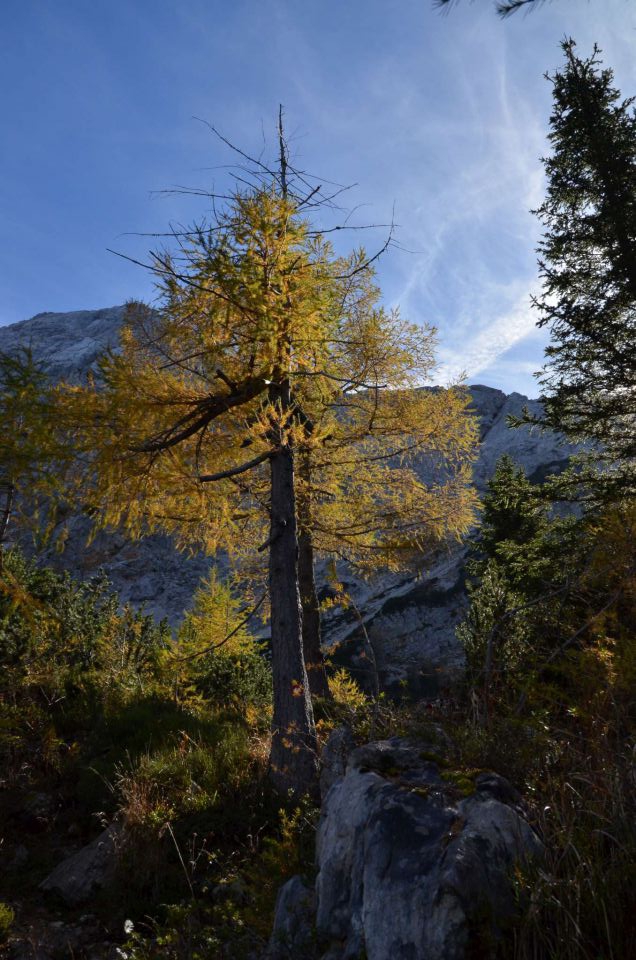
[[0, 547, 320, 957], [2, 488, 635, 960]]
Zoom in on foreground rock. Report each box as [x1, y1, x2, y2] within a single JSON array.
[[39, 824, 121, 906], [267, 876, 316, 960], [270, 736, 542, 960]]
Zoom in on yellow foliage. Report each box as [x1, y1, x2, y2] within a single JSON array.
[[54, 184, 477, 578], [329, 668, 368, 712], [178, 569, 255, 658]]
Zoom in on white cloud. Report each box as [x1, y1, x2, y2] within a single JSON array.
[[436, 288, 537, 384]]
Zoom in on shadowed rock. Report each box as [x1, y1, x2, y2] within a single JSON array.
[[313, 739, 542, 960], [39, 824, 121, 906]]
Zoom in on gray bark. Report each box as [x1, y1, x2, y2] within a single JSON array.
[[297, 454, 330, 699], [298, 525, 330, 699], [268, 383, 318, 797]]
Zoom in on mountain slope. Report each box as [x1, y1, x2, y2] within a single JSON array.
[[0, 307, 577, 691]]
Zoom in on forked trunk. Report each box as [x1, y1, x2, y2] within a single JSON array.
[[267, 386, 318, 797], [298, 529, 330, 699], [298, 456, 330, 699]]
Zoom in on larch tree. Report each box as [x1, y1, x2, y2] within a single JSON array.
[[225, 267, 478, 700], [59, 123, 477, 795], [294, 322, 477, 695], [527, 41, 636, 502]]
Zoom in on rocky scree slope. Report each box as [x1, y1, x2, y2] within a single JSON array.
[[0, 307, 576, 690]]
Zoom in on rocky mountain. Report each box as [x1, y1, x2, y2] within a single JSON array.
[[0, 306, 127, 382], [0, 306, 577, 692]]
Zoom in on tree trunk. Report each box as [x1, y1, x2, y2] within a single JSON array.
[[0, 481, 14, 575], [268, 386, 318, 797], [298, 526, 331, 699], [297, 455, 330, 699]]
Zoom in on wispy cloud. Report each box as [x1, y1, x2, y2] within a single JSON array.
[[436, 287, 537, 385], [383, 31, 549, 392]]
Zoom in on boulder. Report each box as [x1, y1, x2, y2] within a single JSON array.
[[267, 875, 317, 960], [314, 738, 542, 960], [319, 726, 356, 802], [39, 824, 121, 906]]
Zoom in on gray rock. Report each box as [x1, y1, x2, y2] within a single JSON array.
[[39, 823, 121, 906], [267, 875, 317, 960], [0, 306, 126, 383], [314, 739, 542, 960], [320, 726, 356, 801], [10, 844, 29, 868]]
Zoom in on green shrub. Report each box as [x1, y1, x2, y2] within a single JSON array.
[[0, 548, 291, 949], [0, 902, 15, 942], [116, 726, 252, 826], [509, 740, 636, 960], [120, 800, 319, 959], [194, 649, 272, 714], [0, 548, 171, 786]]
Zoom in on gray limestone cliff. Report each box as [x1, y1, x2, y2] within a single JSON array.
[[0, 306, 577, 688]]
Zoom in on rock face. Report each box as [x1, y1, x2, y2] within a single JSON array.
[[268, 875, 317, 960], [0, 306, 126, 382], [323, 384, 579, 695], [270, 735, 542, 960], [39, 824, 121, 906], [0, 306, 578, 673], [1, 306, 218, 626]]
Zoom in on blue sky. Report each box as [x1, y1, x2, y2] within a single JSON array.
[[1, 0, 634, 395]]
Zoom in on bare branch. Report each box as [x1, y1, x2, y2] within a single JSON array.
[[193, 115, 279, 180], [198, 450, 272, 483], [434, 0, 547, 17], [132, 375, 268, 453]]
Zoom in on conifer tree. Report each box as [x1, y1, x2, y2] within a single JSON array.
[[0, 350, 70, 568], [59, 125, 477, 795], [459, 455, 579, 704], [530, 41, 636, 501]]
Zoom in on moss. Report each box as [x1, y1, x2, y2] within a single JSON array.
[[409, 784, 432, 799], [440, 769, 477, 797], [418, 750, 447, 766]]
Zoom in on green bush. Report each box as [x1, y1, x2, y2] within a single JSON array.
[[0, 548, 171, 786], [0, 902, 14, 942], [0, 547, 306, 952], [119, 801, 319, 959], [450, 462, 636, 959], [194, 649, 272, 714]]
